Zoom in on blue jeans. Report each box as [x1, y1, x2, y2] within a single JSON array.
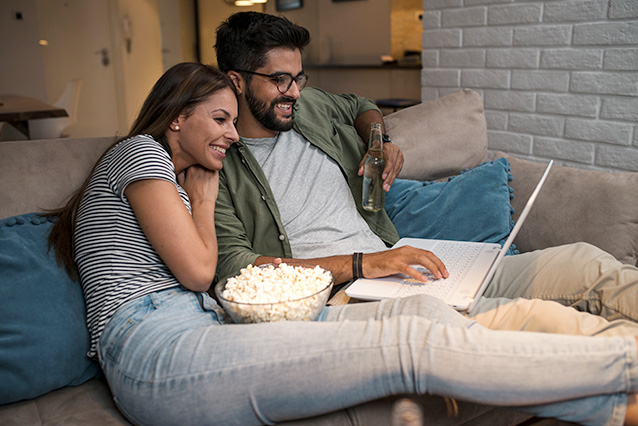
[[99, 287, 637, 426]]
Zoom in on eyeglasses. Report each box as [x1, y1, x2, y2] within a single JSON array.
[[238, 70, 309, 94]]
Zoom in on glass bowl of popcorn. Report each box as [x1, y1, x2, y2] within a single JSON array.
[[214, 263, 334, 324]]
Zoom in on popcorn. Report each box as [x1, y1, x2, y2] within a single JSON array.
[[218, 263, 333, 323]]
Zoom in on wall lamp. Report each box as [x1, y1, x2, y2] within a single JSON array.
[[224, 0, 267, 6]]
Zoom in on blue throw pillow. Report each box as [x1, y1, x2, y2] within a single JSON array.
[[0, 213, 100, 405], [386, 158, 518, 254]]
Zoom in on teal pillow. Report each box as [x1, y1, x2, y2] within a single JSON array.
[[386, 158, 518, 254], [0, 213, 100, 405]]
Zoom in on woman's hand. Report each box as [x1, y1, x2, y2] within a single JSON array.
[[177, 165, 219, 205]]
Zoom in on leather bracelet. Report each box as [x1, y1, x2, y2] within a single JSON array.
[[353, 252, 364, 279]]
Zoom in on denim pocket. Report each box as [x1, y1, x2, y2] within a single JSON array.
[[199, 292, 230, 324], [98, 295, 156, 363]]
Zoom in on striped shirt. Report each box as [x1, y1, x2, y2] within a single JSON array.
[[75, 135, 189, 358]]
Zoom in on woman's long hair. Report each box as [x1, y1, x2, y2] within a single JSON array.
[[47, 63, 237, 279]]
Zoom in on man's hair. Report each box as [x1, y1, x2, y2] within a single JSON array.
[[215, 12, 311, 74]]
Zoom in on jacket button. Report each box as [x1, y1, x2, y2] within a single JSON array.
[[261, 195, 266, 201], [278, 234, 285, 241]]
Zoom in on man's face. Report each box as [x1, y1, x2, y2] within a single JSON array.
[[243, 48, 304, 132]]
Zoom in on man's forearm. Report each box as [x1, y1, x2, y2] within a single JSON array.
[[354, 109, 385, 142], [255, 244, 449, 287], [254, 255, 355, 284]]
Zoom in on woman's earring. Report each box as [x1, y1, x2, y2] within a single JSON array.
[[174, 125, 180, 131]]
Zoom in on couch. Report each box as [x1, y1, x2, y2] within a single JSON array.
[[1, 88, 637, 425]]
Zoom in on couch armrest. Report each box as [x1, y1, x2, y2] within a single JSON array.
[[495, 152, 638, 266], [385, 89, 488, 182]]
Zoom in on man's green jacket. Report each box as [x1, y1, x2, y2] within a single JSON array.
[[214, 87, 400, 283]]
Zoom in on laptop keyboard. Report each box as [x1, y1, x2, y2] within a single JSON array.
[[394, 241, 482, 299]]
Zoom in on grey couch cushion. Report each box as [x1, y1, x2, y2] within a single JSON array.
[[495, 152, 638, 266], [0, 376, 536, 426], [0, 378, 129, 426], [385, 88, 488, 182]]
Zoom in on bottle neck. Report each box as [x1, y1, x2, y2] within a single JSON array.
[[368, 122, 383, 152]]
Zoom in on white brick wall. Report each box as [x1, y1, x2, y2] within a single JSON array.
[[421, 0, 638, 172]]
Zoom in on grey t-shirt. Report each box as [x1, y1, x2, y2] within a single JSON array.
[[243, 130, 387, 258]]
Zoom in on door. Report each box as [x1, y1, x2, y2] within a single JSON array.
[[35, 0, 125, 138]]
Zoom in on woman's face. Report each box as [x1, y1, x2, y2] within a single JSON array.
[[170, 87, 239, 173]]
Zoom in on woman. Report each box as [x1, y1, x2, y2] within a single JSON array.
[[49, 62, 638, 426]]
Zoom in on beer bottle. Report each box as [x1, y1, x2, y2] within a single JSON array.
[[362, 122, 385, 212]]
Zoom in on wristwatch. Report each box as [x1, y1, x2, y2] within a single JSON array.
[[382, 134, 392, 144]]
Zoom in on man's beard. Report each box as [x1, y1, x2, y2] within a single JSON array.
[[245, 85, 295, 132]]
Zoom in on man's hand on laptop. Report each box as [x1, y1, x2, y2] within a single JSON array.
[[254, 246, 447, 286], [363, 246, 449, 282]]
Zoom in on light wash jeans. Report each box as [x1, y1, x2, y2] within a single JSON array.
[[470, 242, 638, 336], [99, 287, 638, 426]]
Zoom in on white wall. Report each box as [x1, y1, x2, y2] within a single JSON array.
[[114, 0, 165, 131], [35, 0, 122, 138], [179, 0, 199, 63], [421, 0, 638, 173], [158, 0, 198, 69], [0, 1, 47, 99]]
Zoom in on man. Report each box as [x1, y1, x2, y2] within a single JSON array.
[[214, 11, 447, 286], [213, 11, 638, 336]]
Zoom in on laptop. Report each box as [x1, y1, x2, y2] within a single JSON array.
[[345, 160, 554, 313]]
